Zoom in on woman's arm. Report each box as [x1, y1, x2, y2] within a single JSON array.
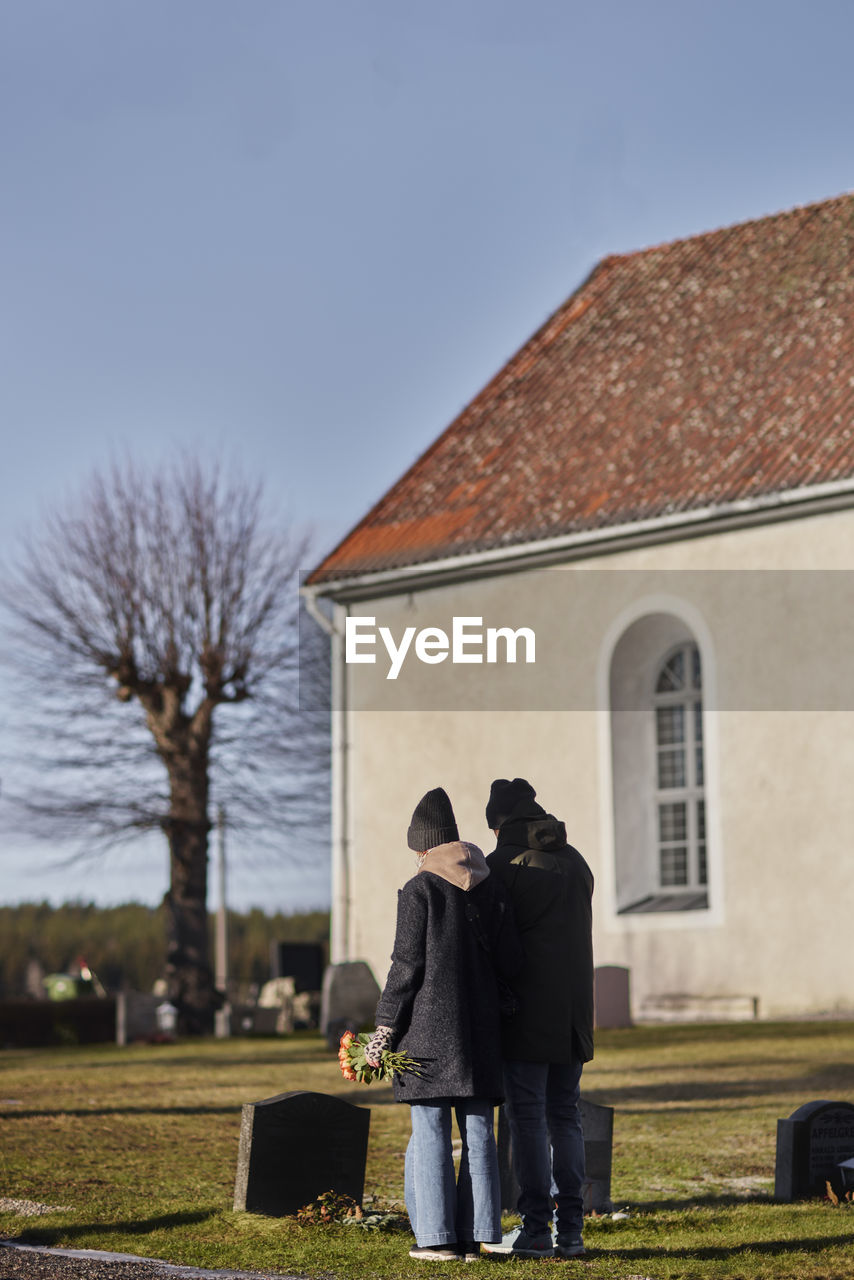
[[373, 880, 428, 1036]]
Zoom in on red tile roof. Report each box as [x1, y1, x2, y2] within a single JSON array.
[[310, 193, 854, 583]]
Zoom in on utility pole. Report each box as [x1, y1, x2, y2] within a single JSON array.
[[214, 804, 231, 1038]]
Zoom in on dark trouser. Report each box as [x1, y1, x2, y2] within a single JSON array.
[[502, 1058, 585, 1239]]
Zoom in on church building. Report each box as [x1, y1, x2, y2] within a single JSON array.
[[304, 192, 854, 1021]]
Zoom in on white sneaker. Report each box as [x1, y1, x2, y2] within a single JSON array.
[[409, 1243, 461, 1261]]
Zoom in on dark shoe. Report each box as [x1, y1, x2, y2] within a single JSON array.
[[555, 1233, 586, 1258], [409, 1243, 463, 1261], [482, 1228, 555, 1258], [457, 1241, 480, 1261]]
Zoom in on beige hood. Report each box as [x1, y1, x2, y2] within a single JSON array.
[[418, 841, 490, 891]]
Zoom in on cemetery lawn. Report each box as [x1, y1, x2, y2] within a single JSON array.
[[1, 1023, 854, 1280]]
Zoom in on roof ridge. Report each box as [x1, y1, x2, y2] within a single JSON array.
[[614, 188, 854, 262]]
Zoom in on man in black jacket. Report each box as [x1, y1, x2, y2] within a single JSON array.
[[481, 778, 594, 1261]]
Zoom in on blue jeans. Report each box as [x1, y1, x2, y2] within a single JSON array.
[[404, 1100, 502, 1247], [503, 1059, 585, 1238]]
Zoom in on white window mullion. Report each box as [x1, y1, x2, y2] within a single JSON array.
[[654, 642, 706, 897]]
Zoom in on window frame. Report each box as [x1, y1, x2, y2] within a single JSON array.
[[653, 642, 707, 896]]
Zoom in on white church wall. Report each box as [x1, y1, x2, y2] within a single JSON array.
[[337, 505, 854, 1018]]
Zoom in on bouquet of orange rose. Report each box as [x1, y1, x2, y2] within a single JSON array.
[[338, 1030, 423, 1084]]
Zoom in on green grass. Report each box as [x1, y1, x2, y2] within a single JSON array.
[[2, 1023, 854, 1278]]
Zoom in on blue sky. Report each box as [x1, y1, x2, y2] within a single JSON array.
[[2, 0, 854, 910]]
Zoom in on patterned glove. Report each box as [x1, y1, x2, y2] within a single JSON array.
[[364, 1024, 394, 1067]]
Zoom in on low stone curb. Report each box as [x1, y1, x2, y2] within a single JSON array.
[[0, 1242, 301, 1280]]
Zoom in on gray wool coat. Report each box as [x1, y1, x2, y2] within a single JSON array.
[[375, 841, 522, 1104]]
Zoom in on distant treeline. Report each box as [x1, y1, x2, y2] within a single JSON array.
[[0, 902, 330, 998]]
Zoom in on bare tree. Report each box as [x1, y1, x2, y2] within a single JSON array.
[[0, 456, 329, 1033]]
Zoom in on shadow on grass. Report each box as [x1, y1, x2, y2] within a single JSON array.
[[596, 1022, 854, 1049], [11, 1208, 218, 1246], [16, 1046, 336, 1073], [582, 1062, 854, 1107], [626, 1193, 776, 1210], [1, 1106, 244, 1119], [155, 1050, 337, 1070], [333, 1089, 397, 1107], [589, 1056, 823, 1075], [583, 1232, 854, 1262], [3, 1088, 401, 1119], [587, 1099, 773, 1116]]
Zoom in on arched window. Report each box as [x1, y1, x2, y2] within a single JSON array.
[[609, 612, 711, 915], [654, 643, 706, 893]]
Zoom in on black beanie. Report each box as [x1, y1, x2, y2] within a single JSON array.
[[485, 777, 543, 829], [407, 787, 459, 851]]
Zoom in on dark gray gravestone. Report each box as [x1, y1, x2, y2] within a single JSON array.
[[775, 1099, 854, 1201], [498, 1097, 614, 1214], [320, 962, 381, 1048], [594, 966, 632, 1029], [234, 1091, 370, 1216], [580, 1098, 615, 1211], [115, 991, 161, 1045]]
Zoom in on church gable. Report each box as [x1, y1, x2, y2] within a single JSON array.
[[311, 192, 854, 582]]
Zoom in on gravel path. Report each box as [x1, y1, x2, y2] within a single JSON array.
[[0, 1243, 303, 1280]]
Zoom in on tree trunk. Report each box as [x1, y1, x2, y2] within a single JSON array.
[[164, 812, 216, 1035], [160, 724, 217, 1035]]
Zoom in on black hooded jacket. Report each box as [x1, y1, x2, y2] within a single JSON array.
[[487, 813, 594, 1064]]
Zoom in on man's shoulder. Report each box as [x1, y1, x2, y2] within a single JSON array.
[[560, 845, 595, 892], [513, 845, 575, 872], [490, 841, 592, 886]]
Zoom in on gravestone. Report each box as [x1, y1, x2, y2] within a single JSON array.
[[775, 1099, 854, 1200], [258, 977, 297, 1034], [25, 957, 45, 1000], [594, 966, 632, 1029], [498, 1096, 614, 1214], [320, 961, 381, 1048], [579, 1097, 615, 1211], [234, 1091, 370, 1216], [115, 991, 161, 1045]]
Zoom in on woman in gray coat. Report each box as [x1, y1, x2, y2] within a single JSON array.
[[366, 787, 521, 1261]]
